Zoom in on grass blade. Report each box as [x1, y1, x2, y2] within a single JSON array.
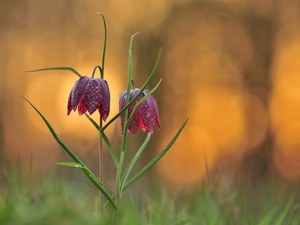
[[274, 198, 293, 225], [123, 118, 189, 191], [84, 113, 99, 130], [102, 133, 118, 167], [97, 13, 107, 79], [23, 97, 116, 209], [25, 67, 82, 78], [120, 133, 152, 192], [56, 162, 84, 169], [116, 33, 140, 196], [258, 209, 276, 225]]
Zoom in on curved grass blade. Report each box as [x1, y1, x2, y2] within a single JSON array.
[[25, 67, 82, 78], [97, 13, 107, 79], [258, 209, 276, 225], [101, 48, 162, 133], [274, 198, 293, 225], [120, 133, 151, 192], [123, 32, 140, 133], [56, 162, 84, 169], [116, 32, 140, 196], [85, 113, 100, 130], [123, 118, 189, 191], [23, 97, 116, 209], [102, 133, 118, 167]]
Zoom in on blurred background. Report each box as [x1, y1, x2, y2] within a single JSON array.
[[1, 0, 300, 192]]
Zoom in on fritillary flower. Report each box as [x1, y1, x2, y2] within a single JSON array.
[[119, 89, 160, 135], [67, 76, 110, 121]]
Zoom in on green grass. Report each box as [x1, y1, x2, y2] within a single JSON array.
[[0, 165, 299, 225]]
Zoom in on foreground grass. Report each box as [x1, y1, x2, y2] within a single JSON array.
[[0, 166, 299, 225]]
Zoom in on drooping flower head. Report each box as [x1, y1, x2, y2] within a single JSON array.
[[119, 89, 160, 135], [67, 76, 110, 121]]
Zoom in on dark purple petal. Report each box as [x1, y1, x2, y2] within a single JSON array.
[[148, 94, 161, 129], [71, 76, 89, 111], [119, 88, 160, 135], [119, 92, 126, 130], [139, 99, 155, 133], [67, 76, 110, 119], [67, 88, 74, 115], [67, 80, 78, 115], [82, 79, 103, 115], [128, 115, 141, 135], [97, 79, 110, 121]]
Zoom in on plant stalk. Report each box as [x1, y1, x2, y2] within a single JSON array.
[[99, 117, 104, 213]]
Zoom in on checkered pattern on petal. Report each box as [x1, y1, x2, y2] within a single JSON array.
[[67, 76, 110, 120], [119, 88, 160, 135]]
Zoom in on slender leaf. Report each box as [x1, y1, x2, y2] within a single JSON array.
[[102, 133, 118, 167], [84, 113, 100, 130], [56, 162, 84, 169], [123, 118, 189, 191], [274, 198, 293, 225], [23, 97, 116, 209], [97, 13, 107, 78], [25, 67, 82, 78], [120, 133, 152, 192], [116, 32, 140, 195], [258, 209, 276, 225]]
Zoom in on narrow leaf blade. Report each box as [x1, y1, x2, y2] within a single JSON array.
[[56, 162, 84, 169], [120, 133, 151, 192], [124, 118, 189, 191], [25, 67, 82, 78], [23, 97, 116, 209], [274, 198, 293, 225]]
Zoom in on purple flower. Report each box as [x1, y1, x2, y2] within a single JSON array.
[[67, 76, 110, 120], [119, 89, 160, 135]]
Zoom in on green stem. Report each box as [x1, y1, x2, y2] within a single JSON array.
[[97, 13, 107, 211], [99, 117, 104, 213], [115, 33, 139, 203]]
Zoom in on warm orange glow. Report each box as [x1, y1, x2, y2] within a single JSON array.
[[3, 0, 300, 184], [157, 88, 251, 188], [157, 128, 218, 189], [108, 0, 170, 30], [270, 35, 300, 179]]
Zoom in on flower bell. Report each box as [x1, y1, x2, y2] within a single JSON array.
[[67, 76, 110, 121], [119, 89, 160, 135]]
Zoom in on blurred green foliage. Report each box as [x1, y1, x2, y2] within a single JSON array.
[[0, 165, 299, 225]]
